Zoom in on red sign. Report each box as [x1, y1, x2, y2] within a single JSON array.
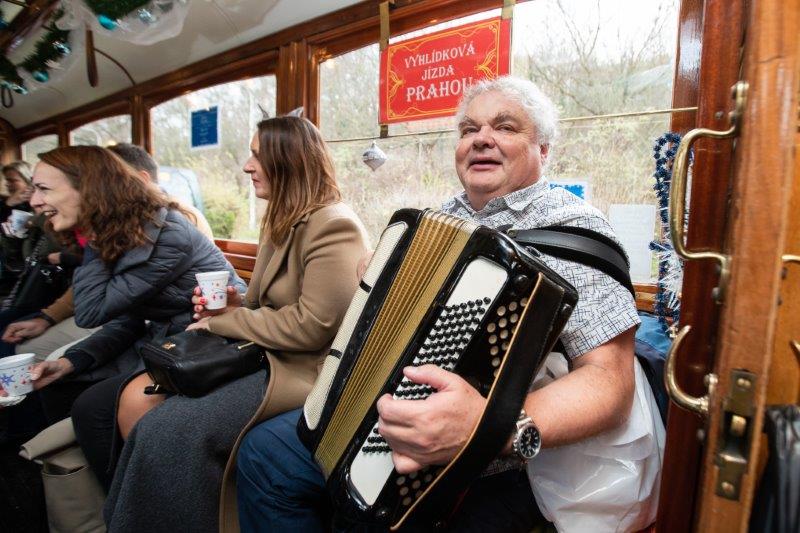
[[379, 17, 511, 124]]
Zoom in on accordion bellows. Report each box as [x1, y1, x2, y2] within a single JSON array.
[[298, 209, 577, 530]]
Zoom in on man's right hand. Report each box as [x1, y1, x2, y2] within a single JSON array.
[[191, 286, 243, 321], [30, 359, 74, 390], [2, 317, 51, 343]]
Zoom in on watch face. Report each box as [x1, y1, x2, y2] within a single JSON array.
[[517, 426, 541, 459]]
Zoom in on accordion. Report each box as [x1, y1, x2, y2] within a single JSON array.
[[297, 209, 577, 530]]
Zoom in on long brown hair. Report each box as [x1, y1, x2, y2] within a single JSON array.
[[38, 146, 183, 264], [256, 116, 341, 245]]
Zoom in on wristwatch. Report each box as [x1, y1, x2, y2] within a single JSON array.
[[512, 409, 542, 461]]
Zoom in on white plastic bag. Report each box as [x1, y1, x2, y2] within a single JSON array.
[[527, 354, 665, 532]]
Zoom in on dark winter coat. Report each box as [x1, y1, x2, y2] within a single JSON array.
[[64, 208, 244, 376]]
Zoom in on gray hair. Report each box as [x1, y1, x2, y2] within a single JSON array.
[[455, 76, 559, 146]]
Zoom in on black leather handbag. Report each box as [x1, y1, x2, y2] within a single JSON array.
[[140, 329, 268, 397], [2, 236, 70, 312]]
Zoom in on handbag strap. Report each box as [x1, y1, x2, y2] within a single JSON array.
[[505, 225, 636, 298]]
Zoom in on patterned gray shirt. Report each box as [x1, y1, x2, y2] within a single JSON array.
[[440, 178, 640, 358]]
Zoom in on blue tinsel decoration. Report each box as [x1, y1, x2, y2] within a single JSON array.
[[650, 132, 687, 333]]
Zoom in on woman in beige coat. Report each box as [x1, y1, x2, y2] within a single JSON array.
[[106, 116, 369, 532]]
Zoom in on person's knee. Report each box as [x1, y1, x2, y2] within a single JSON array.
[[71, 376, 120, 437], [71, 384, 99, 443], [117, 373, 163, 440], [238, 420, 283, 480], [237, 409, 325, 501]]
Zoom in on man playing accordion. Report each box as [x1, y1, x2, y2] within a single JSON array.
[[236, 76, 643, 531]]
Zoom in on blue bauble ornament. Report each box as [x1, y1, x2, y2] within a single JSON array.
[[137, 8, 157, 24], [53, 41, 71, 55], [98, 14, 118, 30], [32, 70, 49, 83], [12, 84, 28, 95]]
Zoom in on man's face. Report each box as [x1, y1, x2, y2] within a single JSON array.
[[455, 91, 549, 210]]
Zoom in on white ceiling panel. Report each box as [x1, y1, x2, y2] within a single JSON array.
[[1, 0, 362, 129]]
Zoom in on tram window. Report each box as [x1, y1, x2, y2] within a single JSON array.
[[320, 42, 459, 240], [151, 75, 277, 241], [320, 1, 677, 281], [70, 115, 133, 147], [20, 134, 58, 166], [512, 0, 679, 281]]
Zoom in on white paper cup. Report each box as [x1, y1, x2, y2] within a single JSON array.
[[196, 271, 230, 310], [0, 353, 36, 396], [9, 209, 33, 233]]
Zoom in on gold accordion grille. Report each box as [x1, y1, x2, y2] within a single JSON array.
[[316, 211, 475, 476]]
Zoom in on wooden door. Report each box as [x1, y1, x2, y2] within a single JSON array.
[[661, 0, 800, 530]]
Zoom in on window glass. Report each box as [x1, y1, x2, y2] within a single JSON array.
[[151, 75, 277, 241], [512, 0, 678, 117], [320, 0, 678, 282], [70, 115, 132, 146], [320, 39, 462, 243], [20, 135, 58, 166]]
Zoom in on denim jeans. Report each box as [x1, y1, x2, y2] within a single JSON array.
[[237, 408, 544, 532]]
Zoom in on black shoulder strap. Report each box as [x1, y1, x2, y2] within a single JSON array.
[[507, 225, 636, 298]]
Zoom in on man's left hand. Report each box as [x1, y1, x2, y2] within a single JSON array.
[[376, 364, 486, 474]]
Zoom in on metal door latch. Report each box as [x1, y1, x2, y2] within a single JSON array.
[[714, 369, 757, 500]]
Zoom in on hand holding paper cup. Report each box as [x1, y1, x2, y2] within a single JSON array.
[[195, 271, 230, 310], [0, 353, 36, 397]]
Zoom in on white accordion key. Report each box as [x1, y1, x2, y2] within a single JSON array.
[[349, 257, 507, 506]]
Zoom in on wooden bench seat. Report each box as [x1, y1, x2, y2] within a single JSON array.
[[215, 239, 258, 282]]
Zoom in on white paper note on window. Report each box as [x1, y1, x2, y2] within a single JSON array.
[[608, 204, 657, 283]]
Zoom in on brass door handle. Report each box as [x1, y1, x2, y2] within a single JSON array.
[[664, 325, 718, 416], [669, 81, 748, 303]]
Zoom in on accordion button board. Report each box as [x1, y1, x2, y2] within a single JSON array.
[[297, 208, 578, 530], [349, 258, 507, 506]]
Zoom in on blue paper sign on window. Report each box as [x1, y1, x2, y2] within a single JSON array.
[[549, 180, 588, 200], [190, 106, 220, 149]]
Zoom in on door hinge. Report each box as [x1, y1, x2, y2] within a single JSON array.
[[714, 369, 757, 500]]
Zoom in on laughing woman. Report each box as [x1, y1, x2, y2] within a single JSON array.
[[28, 145, 245, 487], [104, 116, 369, 532]]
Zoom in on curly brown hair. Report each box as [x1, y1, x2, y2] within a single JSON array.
[[38, 146, 185, 264]]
